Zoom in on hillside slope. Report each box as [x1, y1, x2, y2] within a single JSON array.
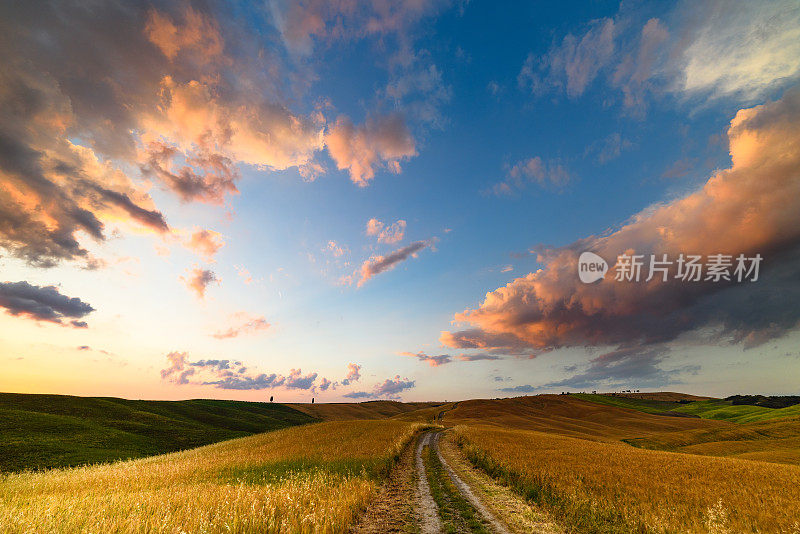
[[287, 400, 443, 421], [0, 392, 317, 471]]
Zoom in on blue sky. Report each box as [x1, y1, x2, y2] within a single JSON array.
[[1, 0, 799, 401]]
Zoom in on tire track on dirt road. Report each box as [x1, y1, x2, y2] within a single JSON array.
[[415, 432, 444, 533], [431, 432, 511, 534], [416, 430, 511, 533]]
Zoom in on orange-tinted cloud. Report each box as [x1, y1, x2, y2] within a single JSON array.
[[212, 312, 270, 339], [181, 266, 219, 299], [326, 114, 416, 186], [366, 218, 406, 244], [444, 87, 800, 355], [186, 228, 225, 262], [144, 6, 224, 61], [341, 362, 361, 385], [272, 0, 450, 55]]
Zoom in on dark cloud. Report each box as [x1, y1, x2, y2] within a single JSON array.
[[342, 391, 372, 399], [343, 374, 416, 399], [143, 142, 240, 205], [400, 351, 452, 367], [374, 375, 415, 397], [160, 352, 320, 391], [457, 353, 501, 362], [357, 240, 429, 286], [533, 346, 700, 391], [0, 281, 94, 326]]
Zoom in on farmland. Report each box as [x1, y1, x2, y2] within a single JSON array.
[[0, 420, 422, 533], [0, 393, 316, 471], [1, 392, 799, 532]]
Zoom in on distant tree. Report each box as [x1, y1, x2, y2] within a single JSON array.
[[312, 397, 315, 404], [269, 396, 273, 402]]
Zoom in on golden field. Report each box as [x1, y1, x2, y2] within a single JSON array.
[[454, 422, 800, 533], [0, 420, 422, 533]]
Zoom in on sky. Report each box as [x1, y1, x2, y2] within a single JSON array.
[[1, 0, 799, 402]]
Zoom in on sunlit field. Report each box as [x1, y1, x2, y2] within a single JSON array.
[[0, 420, 422, 533], [454, 425, 800, 533]]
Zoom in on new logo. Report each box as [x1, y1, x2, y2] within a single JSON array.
[[578, 251, 608, 283]]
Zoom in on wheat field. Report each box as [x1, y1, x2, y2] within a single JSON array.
[[0, 420, 422, 533], [455, 425, 800, 533]]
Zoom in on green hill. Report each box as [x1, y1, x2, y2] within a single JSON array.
[[0, 392, 317, 472], [570, 393, 687, 414], [670, 399, 800, 423]]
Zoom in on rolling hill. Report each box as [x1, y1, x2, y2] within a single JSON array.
[[0, 392, 317, 471]]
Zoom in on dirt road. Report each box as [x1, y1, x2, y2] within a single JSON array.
[[414, 430, 508, 533], [355, 430, 559, 533]]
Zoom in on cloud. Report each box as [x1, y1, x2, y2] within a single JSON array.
[[235, 266, 254, 284], [341, 363, 361, 385], [212, 312, 270, 339], [186, 228, 225, 262], [270, 0, 450, 56], [519, 2, 800, 109], [284, 368, 319, 390], [535, 346, 700, 391], [318, 377, 333, 391], [0, 281, 94, 327], [400, 351, 452, 367], [326, 240, 345, 257], [498, 384, 537, 394], [344, 374, 416, 398], [181, 266, 219, 299], [491, 157, 572, 195], [587, 133, 633, 164], [366, 218, 407, 244], [144, 6, 224, 61], [342, 391, 373, 399], [0, 1, 338, 268], [326, 114, 416, 186], [519, 18, 616, 98], [675, 0, 800, 100], [375, 375, 415, 396], [161, 351, 196, 385], [457, 353, 501, 362], [161, 352, 321, 391], [356, 240, 429, 287], [444, 86, 800, 360], [612, 18, 669, 112]]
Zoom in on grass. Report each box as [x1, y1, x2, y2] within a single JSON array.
[[445, 394, 723, 441], [570, 393, 688, 415], [572, 393, 800, 424], [670, 399, 800, 423], [422, 438, 490, 533], [0, 420, 423, 533], [455, 424, 800, 533], [287, 400, 443, 421], [0, 392, 317, 472]]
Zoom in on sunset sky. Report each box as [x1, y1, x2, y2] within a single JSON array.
[[1, 0, 799, 402]]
